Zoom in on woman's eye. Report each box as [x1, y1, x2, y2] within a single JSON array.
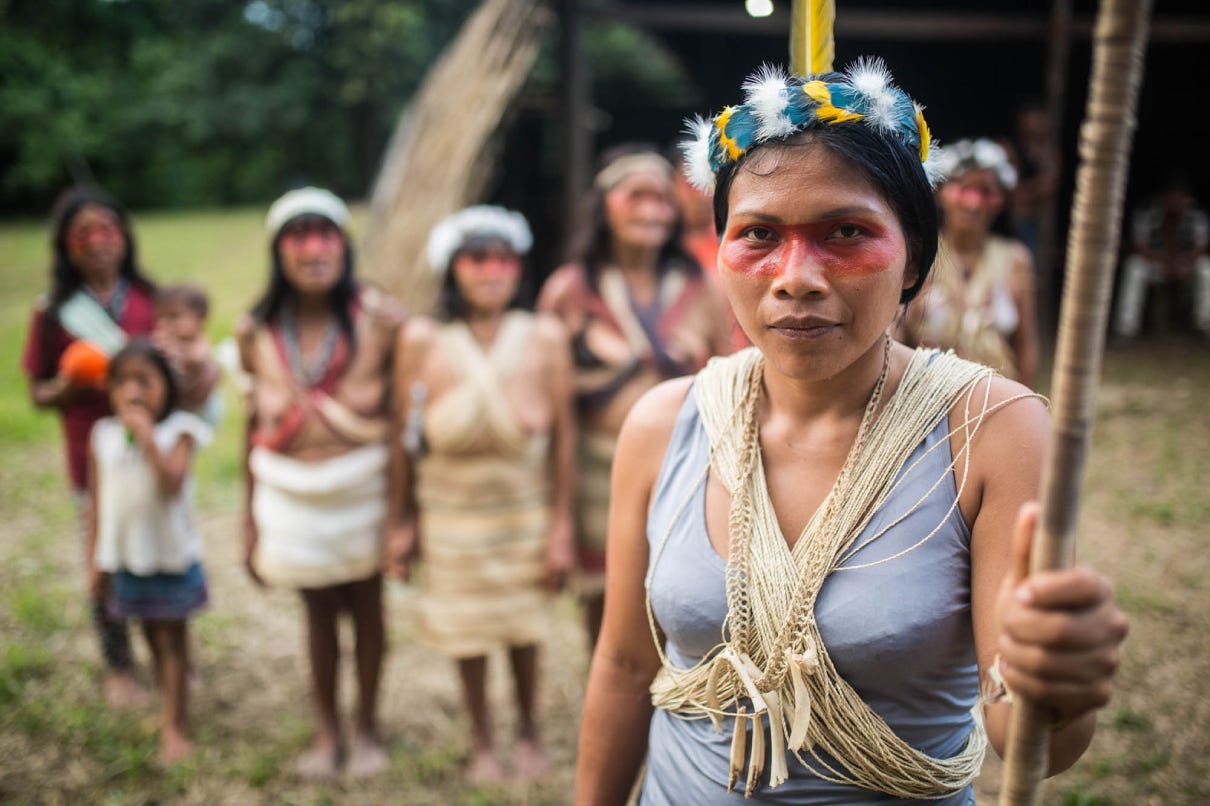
[[742, 226, 775, 242], [831, 223, 864, 240]]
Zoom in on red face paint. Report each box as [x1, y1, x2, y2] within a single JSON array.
[[719, 219, 904, 280]]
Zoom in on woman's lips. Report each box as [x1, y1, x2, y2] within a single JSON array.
[[767, 316, 840, 339]]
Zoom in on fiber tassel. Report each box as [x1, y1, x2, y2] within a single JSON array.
[[727, 706, 748, 794], [706, 657, 726, 733], [745, 710, 766, 797], [788, 653, 814, 751], [730, 650, 769, 714], [765, 690, 789, 787]]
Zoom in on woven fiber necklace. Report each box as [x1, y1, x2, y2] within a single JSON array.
[[647, 342, 995, 798]]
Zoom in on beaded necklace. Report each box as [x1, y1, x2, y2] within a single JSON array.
[[279, 300, 340, 387]]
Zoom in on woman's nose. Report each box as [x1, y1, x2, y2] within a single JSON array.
[[771, 241, 828, 298]]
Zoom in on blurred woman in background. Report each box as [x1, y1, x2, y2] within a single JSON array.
[[901, 139, 1040, 388], [389, 206, 575, 784], [22, 185, 158, 708], [538, 145, 731, 648]]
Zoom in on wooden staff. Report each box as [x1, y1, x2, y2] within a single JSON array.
[[999, 0, 1152, 803]]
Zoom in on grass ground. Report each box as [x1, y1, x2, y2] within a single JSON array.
[[1, 209, 1207, 804]]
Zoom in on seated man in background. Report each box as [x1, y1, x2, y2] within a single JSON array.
[[1114, 179, 1210, 339]]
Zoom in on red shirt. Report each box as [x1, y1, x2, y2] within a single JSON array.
[[21, 284, 157, 491]]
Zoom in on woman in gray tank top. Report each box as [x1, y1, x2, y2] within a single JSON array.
[[575, 61, 1129, 804]]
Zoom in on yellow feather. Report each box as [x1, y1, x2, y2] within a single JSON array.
[[792, 0, 836, 76], [808, 0, 835, 75], [803, 81, 862, 124], [802, 80, 831, 105], [716, 106, 745, 161], [916, 109, 931, 161]]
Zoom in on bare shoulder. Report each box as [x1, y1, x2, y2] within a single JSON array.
[[537, 263, 585, 310], [400, 315, 439, 352], [615, 376, 695, 478], [955, 373, 1050, 474], [361, 285, 407, 332], [532, 311, 570, 346], [1007, 241, 1034, 278], [1006, 239, 1033, 265], [234, 313, 258, 344]]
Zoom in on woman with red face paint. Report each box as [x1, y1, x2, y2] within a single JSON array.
[[389, 206, 576, 784], [575, 64, 1127, 804], [537, 145, 732, 650], [21, 186, 158, 710], [901, 139, 1040, 389], [238, 187, 403, 780]]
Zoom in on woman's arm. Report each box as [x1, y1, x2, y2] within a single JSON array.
[[966, 378, 1128, 774], [575, 378, 691, 805], [536, 265, 587, 333], [235, 316, 262, 585], [537, 314, 577, 591], [29, 375, 82, 409], [1008, 244, 1040, 389], [383, 318, 433, 581]]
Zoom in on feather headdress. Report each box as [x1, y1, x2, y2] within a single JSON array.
[[681, 58, 939, 192], [425, 205, 533, 276]]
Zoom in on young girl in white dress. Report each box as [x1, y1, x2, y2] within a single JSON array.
[[87, 339, 212, 763]]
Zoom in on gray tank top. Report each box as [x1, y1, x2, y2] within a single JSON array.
[[642, 384, 978, 805]]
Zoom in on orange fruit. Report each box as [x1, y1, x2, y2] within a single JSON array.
[[59, 340, 111, 388]]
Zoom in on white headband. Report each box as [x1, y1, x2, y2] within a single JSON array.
[[935, 139, 1018, 190], [425, 205, 533, 275], [265, 186, 351, 239], [594, 153, 674, 191]]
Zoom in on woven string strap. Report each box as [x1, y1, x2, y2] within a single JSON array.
[[649, 347, 1017, 798]]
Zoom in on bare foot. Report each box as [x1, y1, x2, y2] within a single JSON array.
[[158, 730, 195, 765], [295, 739, 341, 781], [103, 671, 149, 709], [466, 750, 507, 787], [512, 739, 552, 782], [346, 734, 389, 779]]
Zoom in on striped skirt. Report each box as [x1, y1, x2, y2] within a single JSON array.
[[414, 446, 551, 658]]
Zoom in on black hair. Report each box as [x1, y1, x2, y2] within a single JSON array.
[[566, 143, 701, 290], [249, 213, 358, 341], [710, 83, 938, 304], [435, 236, 530, 321], [107, 339, 179, 422], [46, 185, 156, 316], [156, 283, 210, 319]]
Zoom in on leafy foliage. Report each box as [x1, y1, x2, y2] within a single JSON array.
[[0, 0, 480, 210], [0, 0, 697, 213]]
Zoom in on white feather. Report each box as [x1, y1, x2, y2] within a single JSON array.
[[681, 115, 718, 192], [743, 64, 796, 140], [923, 140, 947, 189], [425, 205, 533, 275], [846, 57, 899, 133]]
